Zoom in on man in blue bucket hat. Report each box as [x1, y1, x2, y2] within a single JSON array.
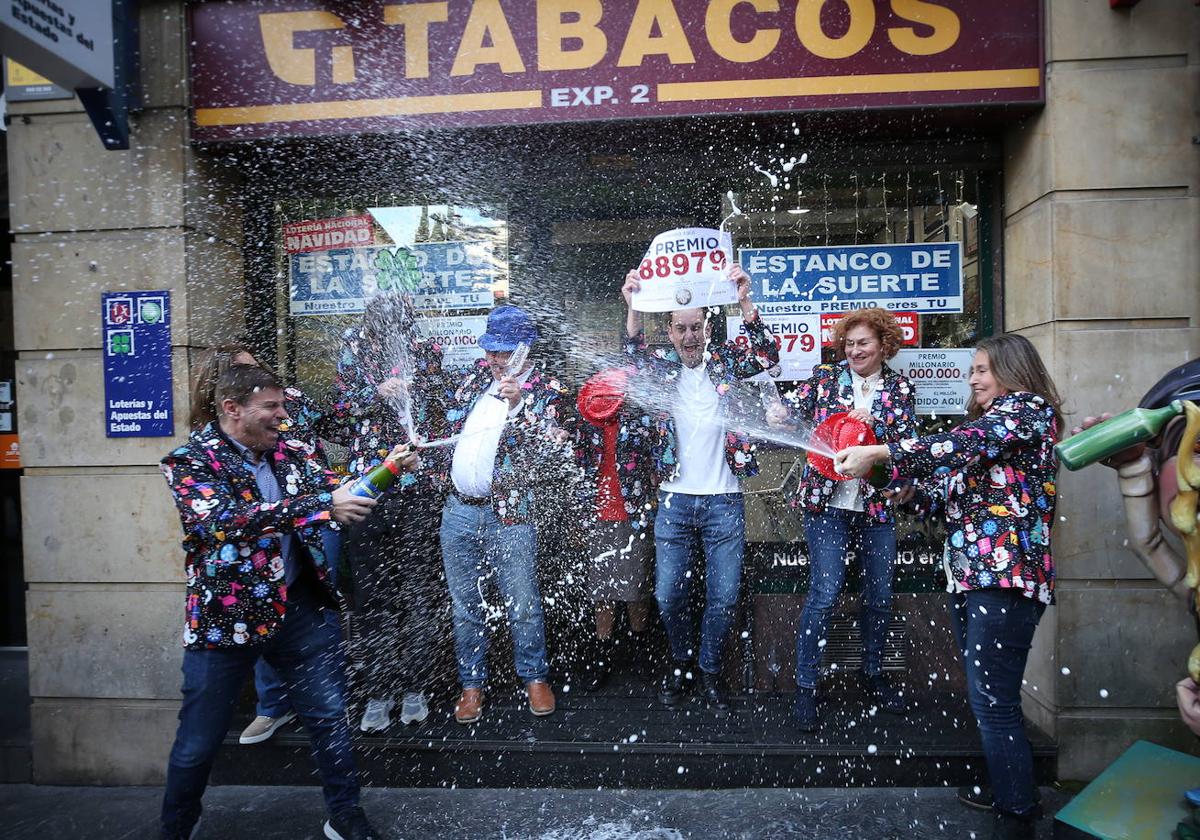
[[438, 305, 574, 724]]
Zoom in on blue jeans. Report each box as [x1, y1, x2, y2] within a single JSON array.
[[795, 509, 897, 689], [255, 527, 342, 718], [440, 495, 548, 689], [654, 491, 745, 675], [950, 589, 1046, 818], [160, 587, 358, 838]]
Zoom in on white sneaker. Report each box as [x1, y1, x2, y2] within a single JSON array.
[[400, 691, 429, 725], [238, 711, 296, 745], [359, 698, 394, 732]]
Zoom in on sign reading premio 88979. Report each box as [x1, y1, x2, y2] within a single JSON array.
[[741, 243, 962, 316]]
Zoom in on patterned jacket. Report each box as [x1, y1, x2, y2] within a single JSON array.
[[889, 392, 1059, 604], [576, 399, 677, 533], [328, 325, 450, 493], [162, 423, 342, 651], [444, 359, 578, 525], [623, 313, 780, 479], [783, 361, 917, 523]]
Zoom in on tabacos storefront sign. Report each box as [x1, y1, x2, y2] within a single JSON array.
[[188, 0, 1042, 142]]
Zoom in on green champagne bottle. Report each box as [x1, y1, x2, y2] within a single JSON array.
[[1055, 400, 1183, 471], [347, 457, 402, 499], [866, 462, 894, 490]]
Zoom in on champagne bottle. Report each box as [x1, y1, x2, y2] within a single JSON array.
[[347, 457, 402, 500], [1055, 400, 1183, 471], [866, 463, 893, 490]]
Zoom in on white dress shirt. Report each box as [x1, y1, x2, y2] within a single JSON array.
[[659, 364, 740, 496], [830, 368, 881, 512], [450, 366, 533, 498]]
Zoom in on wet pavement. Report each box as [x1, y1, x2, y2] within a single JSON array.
[[1, 783, 1070, 839]]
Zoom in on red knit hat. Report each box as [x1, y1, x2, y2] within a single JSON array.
[[578, 368, 632, 425]]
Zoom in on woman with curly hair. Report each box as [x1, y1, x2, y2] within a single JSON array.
[[768, 308, 917, 730]]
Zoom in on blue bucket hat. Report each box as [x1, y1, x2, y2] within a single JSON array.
[[478, 305, 538, 352]]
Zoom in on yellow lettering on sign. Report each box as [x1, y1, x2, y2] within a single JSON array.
[[451, 0, 527, 77], [537, 0, 608, 71], [794, 0, 874, 60], [888, 0, 960, 56], [617, 0, 695, 67], [706, 0, 780, 64], [383, 3, 450, 79], [260, 11, 356, 86]]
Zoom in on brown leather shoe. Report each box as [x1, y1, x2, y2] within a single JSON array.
[[454, 688, 484, 724], [527, 680, 556, 716]]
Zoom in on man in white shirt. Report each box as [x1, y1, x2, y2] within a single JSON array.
[[621, 265, 779, 712], [439, 305, 571, 725]]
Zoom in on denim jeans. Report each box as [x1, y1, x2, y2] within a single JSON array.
[[950, 589, 1046, 817], [654, 491, 745, 675], [255, 527, 342, 718], [254, 659, 290, 718], [160, 586, 358, 838], [440, 494, 548, 689], [795, 509, 897, 689]]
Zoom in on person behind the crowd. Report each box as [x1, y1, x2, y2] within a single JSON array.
[[765, 308, 916, 730], [161, 364, 414, 840], [834, 333, 1063, 840], [440, 305, 575, 724], [188, 342, 346, 747], [621, 264, 779, 712], [330, 292, 452, 732], [574, 366, 676, 691]]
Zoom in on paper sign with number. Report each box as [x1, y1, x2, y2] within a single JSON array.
[[631, 228, 736, 313], [726, 314, 821, 383]]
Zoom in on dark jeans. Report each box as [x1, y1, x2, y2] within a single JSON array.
[[950, 588, 1046, 817], [254, 527, 343, 718], [348, 490, 447, 698], [795, 509, 897, 689], [654, 491, 745, 675], [160, 586, 358, 838]]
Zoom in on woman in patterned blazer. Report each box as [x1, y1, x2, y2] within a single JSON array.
[[769, 308, 916, 731], [835, 333, 1063, 840]]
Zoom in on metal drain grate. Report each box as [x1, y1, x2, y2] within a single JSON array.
[[821, 615, 907, 672]]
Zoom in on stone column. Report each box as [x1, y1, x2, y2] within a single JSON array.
[[1003, 1, 1200, 779], [10, 0, 243, 783]]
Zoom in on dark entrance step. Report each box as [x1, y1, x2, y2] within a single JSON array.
[[212, 671, 1055, 790]]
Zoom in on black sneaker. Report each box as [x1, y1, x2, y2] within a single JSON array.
[[958, 783, 993, 811], [793, 686, 818, 731], [658, 660, 695, 707], [324, 806, 382, 840], [583, 638, 614, 693], [700, 672, 732, 712], [959, 784, 1043, 815], [864, 673, 908, 714]]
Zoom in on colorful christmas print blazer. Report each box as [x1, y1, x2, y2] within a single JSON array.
[[576, 402, 677, 532], [889, 392, 1059, 604], [444, 359, 579, 526], [162, 423, 342, 651], [328, 326, 451, 493], [623, 312, 780, 479], [782, 361, 917, 523]]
